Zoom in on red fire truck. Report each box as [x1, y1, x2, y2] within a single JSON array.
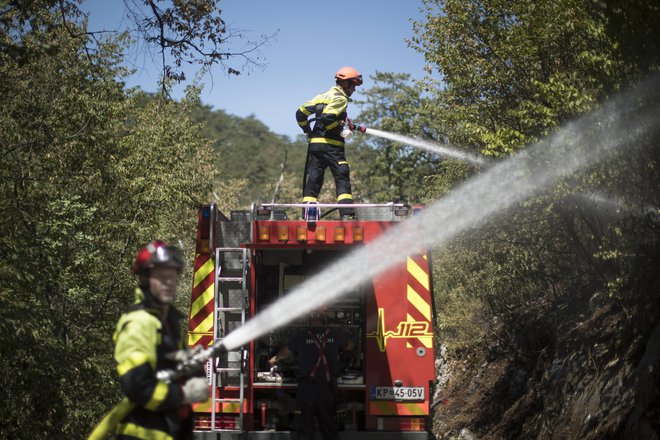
[[186, 202, 437, 439]]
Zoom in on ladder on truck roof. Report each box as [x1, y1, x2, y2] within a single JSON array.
[[208, 203, 250, 433]]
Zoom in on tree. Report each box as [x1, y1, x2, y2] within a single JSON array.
[[411, 0, 626, 157], [0, 3, 215, 437], [2, 0, 277, 95], [403, 8, 660, 437], [190, 104, 308, 208], [120, 0, 278, 93], [407, 0, 660, 249], [352, 72, 443, 204]]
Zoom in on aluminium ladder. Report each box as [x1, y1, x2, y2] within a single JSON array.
[[210, 244, 249, 433]]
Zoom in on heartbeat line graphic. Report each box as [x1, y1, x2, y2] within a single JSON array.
[[367, 308, 432, 352]]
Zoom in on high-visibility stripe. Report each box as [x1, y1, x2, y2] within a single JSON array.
[[221, 401, 248, 413], [406, 253, 432, 349], [302, 196, 318, 202], [193, 399, 212, 412], [337, 193, 353, 201], [145, 381, 169, 411], [117, 352, 150, 376], [406, 313, 432, 348], [194, 399, 248, 414], [369, 401, 427, 415], [193, 258, 214, 288], [407, 257, 430, 291], [401, 418, 426, 430], [190, 283, 214, 319], [309, 137, 345, 147], [188, 253, 215, 348], [407, 285, 431, 321], [116, 422, 173, 440], [299, 106, 312, 116], [188, 296, 214, 330], [188, 312, 214, 345]]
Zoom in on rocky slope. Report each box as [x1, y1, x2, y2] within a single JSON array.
[[432, 293, 660, 439]]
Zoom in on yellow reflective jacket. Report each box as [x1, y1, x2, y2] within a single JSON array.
[[296, 85, 350, 148], [112, 288, 191, 440]]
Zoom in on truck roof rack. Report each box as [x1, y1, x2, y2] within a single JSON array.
[[254, 202, 410, 221]]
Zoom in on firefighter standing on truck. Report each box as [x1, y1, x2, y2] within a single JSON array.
[[111, 241, 209, 439], [269, 309, 353, 440], [296, 66, 363, 220]]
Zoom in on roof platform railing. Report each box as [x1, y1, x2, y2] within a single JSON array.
[[254, 202, 410, 222]]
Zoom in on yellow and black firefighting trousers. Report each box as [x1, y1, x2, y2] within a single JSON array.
[[303, 144, 355, 217], [112, 289, 192, 439], [296, 86, 355, 217]]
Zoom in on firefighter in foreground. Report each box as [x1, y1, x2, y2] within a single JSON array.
[[296, 66, 363, 220], [269, 308, 354, 440], [100, 241, 209, 439]]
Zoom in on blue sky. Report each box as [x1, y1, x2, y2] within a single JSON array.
[[84, 1, 429, 139]]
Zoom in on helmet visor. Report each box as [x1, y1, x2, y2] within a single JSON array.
[[152, 246, 184, 270]]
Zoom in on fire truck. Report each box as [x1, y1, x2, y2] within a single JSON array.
[[186, 202, 437, 439]]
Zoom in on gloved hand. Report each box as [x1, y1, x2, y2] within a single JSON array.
[[182, 377, 210, 404], [340, 127, 354, 139]]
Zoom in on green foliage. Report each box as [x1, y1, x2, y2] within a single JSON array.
[[0, 3, 215, 437], [351, 72, 443, 204], [411, 0, 629, 157], [1, 0, 659, 436], [410, 0, 660, 360], [190, 105, 309, 208]]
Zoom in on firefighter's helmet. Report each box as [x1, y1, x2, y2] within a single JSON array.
[[132, 240, 184, 274], [335, 67, 363, 86]]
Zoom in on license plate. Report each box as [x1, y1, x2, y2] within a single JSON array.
[[371, 386, 425, 401]]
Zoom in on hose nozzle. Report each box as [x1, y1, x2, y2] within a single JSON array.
[[157, 341, 227, 382], [346, 118, 367, 134]]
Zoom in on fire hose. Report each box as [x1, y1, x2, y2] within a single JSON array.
[[87, 341, 227, 440]]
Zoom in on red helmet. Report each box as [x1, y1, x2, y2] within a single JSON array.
[[335, 66, 363, 86], [131, 240, 184, 274]]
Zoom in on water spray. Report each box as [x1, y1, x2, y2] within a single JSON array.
[[576, 191, 660, 221], [362, 127, 489, 168], [360, 127, 656, 220], [348, 115, 487, 167], [357, 118, 654, 221], [220, 77, 659, 352]]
